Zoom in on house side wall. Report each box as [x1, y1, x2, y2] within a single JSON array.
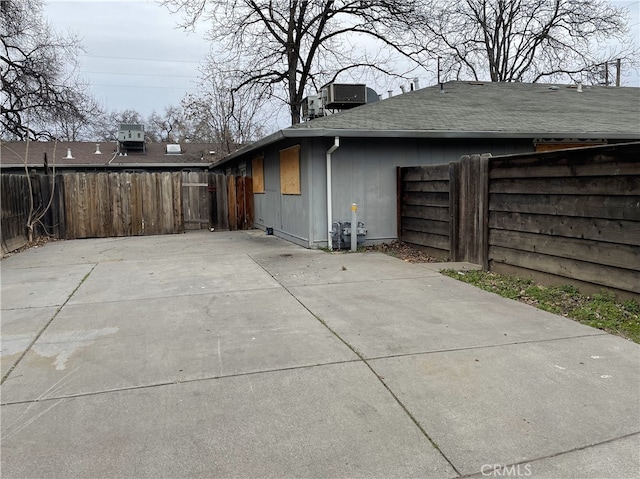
[[251, 139, 312, 247], [309, 137, 532, 247]]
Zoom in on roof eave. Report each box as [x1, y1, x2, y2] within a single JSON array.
[[216, 128, 640, 166], [219, 130, 286, 165]]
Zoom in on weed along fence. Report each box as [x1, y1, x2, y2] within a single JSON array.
[[398, 143, 640, 299], [1, 171, 254, 254]]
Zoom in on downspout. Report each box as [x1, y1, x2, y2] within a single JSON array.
[[326, 136, 340, 250]]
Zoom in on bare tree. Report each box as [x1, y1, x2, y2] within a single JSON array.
[[181, 70, 270, 156], [415, 0, 638, 84], [0, 0, 97, 140], [162, 0, 423, 124], [0, 137, 59, 242], [147, 105, 191, 143]]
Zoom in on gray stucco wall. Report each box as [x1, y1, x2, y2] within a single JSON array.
[[242, 135, 532, 248]]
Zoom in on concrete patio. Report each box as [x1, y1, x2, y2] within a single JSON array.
[[1, 230, 638, 478]]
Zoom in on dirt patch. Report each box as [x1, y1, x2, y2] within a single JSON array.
[[362, 241, 440, 263]]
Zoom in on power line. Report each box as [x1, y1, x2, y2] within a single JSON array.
[[81, 54, 203, 64], [84, 70, 198, 78], [91, 83, 198, 90]]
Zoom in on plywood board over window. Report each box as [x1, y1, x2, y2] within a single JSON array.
[[280, 145, 301, 195], [252, 157, 265, 193]]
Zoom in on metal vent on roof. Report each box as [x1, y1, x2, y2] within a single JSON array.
[[166, 144, 181, 154]]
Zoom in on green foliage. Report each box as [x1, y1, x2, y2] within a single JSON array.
[[441, 270, 640, 344]]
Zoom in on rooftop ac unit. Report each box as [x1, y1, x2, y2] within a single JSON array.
[[323, 83, 367, 110], [117, 123, 145, 143], [302, 94, 324, 121]]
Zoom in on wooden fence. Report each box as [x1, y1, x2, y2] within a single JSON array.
[[182, 171, 210, 230], [1, 173, 58, 254], [61, 172, 183, 239], [397, 154, 490, 264], [398, 143, 640, 299], [397, 163, 452, 257], [2, 171, 254, 253]]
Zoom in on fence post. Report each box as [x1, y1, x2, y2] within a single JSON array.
[[448, 161, 460, 261], [478, 154, 491, 270], [245, 176, 254, 229], [227, 175, 237, 231], [396, 166, 402, 241]]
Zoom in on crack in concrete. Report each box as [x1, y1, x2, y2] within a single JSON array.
[[456, 431, 640, 478], [248, 253, 463, 477], [364, 332, 609, 362], [0, 358, 362, 406], [1, 264, 97, 385]]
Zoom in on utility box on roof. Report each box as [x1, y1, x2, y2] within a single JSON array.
[[323, 83, 367, 109], [118, 124, 144, 143]]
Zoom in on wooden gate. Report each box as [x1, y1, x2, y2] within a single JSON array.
[[182, 171, 210, 230]]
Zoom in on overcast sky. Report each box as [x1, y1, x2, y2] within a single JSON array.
[[45, 0, 640, 126], [45, 0, 210, 118]]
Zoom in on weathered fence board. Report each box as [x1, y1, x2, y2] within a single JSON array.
[[181, 171, 210, 230], [489, 229, 639, 271], [227, 175, 238, 230], [401, 230, 449, 251], [397, 165, 453, 259], [236, 176, 246, 229], [490, 193, 640, 221], [455, 155, 489, 265], [402, 180, 450, 193], [401, 217, 449, 236], [487, 144, 640, 299], [213, 173, 229, 231], [3, 170, 254, 251], [245, 178, 254, 228], [401, 165, 450, 181], [489, 211, 640, 246], [216, 175, 254, 231], [62, 172, 183, 239], [1, 174, 30, 253], [490, 246, 640, 294], [401, 205, 449, 222], [401, 191, 449, 207], [491, 176, 639, 195], [489, 157, 637, 178], [398, 143, 640, 299]]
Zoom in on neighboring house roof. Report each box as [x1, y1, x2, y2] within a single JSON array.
[[222, 81, 640, 164], [0, 141, 216, 167]]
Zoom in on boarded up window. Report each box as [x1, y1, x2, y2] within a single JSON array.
[[280, 145, 301, 195], [252, 157, 265, 193]]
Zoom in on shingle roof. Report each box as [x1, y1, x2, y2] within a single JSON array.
[[221, 81, 640, 164], [293, 81, 640, 135], [0, 141, 216, 166]]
